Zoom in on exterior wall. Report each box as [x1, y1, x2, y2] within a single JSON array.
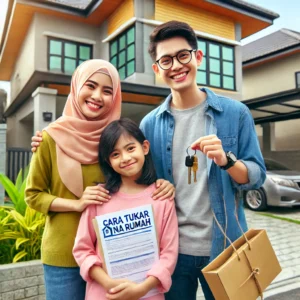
[[243, 52, 300, 100], [274, 119, 300, 151], [244, 53, 300, 155], [10, 19, 35, 105], [6, 95, 34, 149], [155, 0, 235, 40], [33, 14, 100, 73], [107, 0, 134, 34], [0, 260, 45, 300], [0, 124, 7, 205]]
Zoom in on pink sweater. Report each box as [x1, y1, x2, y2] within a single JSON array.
[[73, 184, 178, 300]]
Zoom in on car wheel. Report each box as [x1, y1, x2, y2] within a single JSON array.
[[244, 189, 267, 211]]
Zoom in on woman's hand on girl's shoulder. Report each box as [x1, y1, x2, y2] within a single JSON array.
[[75, 185, 111, 212], [31, 131, 43, 152], [152, 179, 175, 201], [106, 281, 144, 300]]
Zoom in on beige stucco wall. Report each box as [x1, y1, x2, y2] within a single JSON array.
[[33, 13, 103, 73], [9, 20, 35, 104], [243, 53, 300, 152], [243, 52, 300, 100]]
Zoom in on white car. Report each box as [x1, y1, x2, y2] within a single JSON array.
[[244, 158, 300, 211]]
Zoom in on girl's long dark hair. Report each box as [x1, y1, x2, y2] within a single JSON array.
[[98, 118, 157, 193]]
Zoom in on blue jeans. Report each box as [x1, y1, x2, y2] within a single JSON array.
[[43, 264, 86, 300], [165, 254, 215, 300]]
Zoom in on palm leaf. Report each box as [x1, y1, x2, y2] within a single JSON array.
[[15, 169, 24, 191], [13, 250, 27, 263], [10, 210, 28, 230], [0, 174, 19, 205], [16, 238, 30, 250]]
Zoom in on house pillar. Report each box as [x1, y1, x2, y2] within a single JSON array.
[[0, 124, 7, 205], [262, 122, 275, 152], [32, 87, 57, 134]]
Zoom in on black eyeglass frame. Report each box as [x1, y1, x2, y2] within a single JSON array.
[[155, 49, 197, 70]]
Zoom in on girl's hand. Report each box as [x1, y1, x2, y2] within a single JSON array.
[[31, 131, 43, 152], [106, 282, 145, 300], [75, 186, 111, 212], [152, 179, 175, 201]]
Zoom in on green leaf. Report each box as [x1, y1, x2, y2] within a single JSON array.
[[0, 174, 20, 205], [16, 238, 30, 250], [13, 250, 27, 263], [10, 210, 28, 230], [15, 169, 23, 191]]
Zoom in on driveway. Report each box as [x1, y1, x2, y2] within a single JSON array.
[[197, 207, 300, 299]]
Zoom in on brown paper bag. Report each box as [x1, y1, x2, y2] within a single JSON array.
[[202, 228, 281, 300]]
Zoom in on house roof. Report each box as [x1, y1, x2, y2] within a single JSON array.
[[223, 0, 279, 19], [242, 28, 300, 124], [45, 1, 95, 10], [242, 29, 300, 63]]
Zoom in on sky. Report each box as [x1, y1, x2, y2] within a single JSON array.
[[242, 0, 300, 45], [0, 0, 299, 92]]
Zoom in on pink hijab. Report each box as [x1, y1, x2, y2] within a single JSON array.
[[45, 59, 122, 198]]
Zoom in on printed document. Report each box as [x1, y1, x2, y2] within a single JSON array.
[[94, 204, 159, 298]]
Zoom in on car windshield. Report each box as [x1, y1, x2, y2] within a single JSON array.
[[264, 159, 290, 171]]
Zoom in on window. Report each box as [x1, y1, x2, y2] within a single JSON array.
[[110, 27, 135, 80], [48, 38, 92, 74], [197, 39, 235, 90], [296, 72, 300, 89]]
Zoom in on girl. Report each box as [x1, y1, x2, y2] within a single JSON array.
[[73, 118, 179, 300], [25, 60, 174, 300]]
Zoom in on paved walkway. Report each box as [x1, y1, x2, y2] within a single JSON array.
[[196, 208, 300, 299]]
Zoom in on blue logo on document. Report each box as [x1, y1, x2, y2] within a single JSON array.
[[102, 225, 113, 238]]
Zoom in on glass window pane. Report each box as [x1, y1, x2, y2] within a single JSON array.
[[127, 44, 135, 61], [80, 46, 91, 60], [111, 41, 118, 56], [127, 27, 135, 44], [223, 61, 234, 76], [297, 72, 300, 88], [223, 76, 234, 90], [197, 71, 206, 85], [127, 61, 135, 76], [209, 44, 220, 58], [197, 41, 206, 55], [110, 56, 117, 67], [79, 60, 85, 65], [65, 43, 77, 58], [199, 57, 206, 71], [49, 56, 61, 71], [118, 50, 126, 67], [119, 66, 126, 80], [119, 35, 126, 50], [210, 58, 220, 73], [64, 58, 76, 74], [222, 47, 233, 61], [50, 40, 62, 55], [210, 73, 221, 87]]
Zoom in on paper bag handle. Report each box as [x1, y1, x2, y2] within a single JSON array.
[[212, 195, 252, 257]]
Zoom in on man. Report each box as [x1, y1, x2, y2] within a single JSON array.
[[139, 20, 266, 300]]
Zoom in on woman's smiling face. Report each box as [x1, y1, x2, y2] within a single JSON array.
[[78, 72, 113, 120]]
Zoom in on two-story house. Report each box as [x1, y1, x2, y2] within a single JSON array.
[[243, 29, 300, 170], [0, 0, 278, 151]]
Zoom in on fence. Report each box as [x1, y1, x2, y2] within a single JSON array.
[[6, 148, 32, 183]]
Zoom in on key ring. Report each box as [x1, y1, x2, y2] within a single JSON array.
[[186, 146, 196, 156]]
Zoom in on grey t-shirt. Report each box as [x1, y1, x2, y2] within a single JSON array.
[[171, 101, 213, 256]]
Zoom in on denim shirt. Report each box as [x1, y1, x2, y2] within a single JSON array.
[[140, 88, 266, 260]]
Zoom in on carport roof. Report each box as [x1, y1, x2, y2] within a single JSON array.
[[243, 88, 300, 125], [242, 29, 300, 124]]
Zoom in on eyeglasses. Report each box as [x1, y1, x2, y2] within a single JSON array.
[[156, 49, 197, 70]]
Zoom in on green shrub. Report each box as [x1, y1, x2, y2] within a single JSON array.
[[0, 168, 45, 264]]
